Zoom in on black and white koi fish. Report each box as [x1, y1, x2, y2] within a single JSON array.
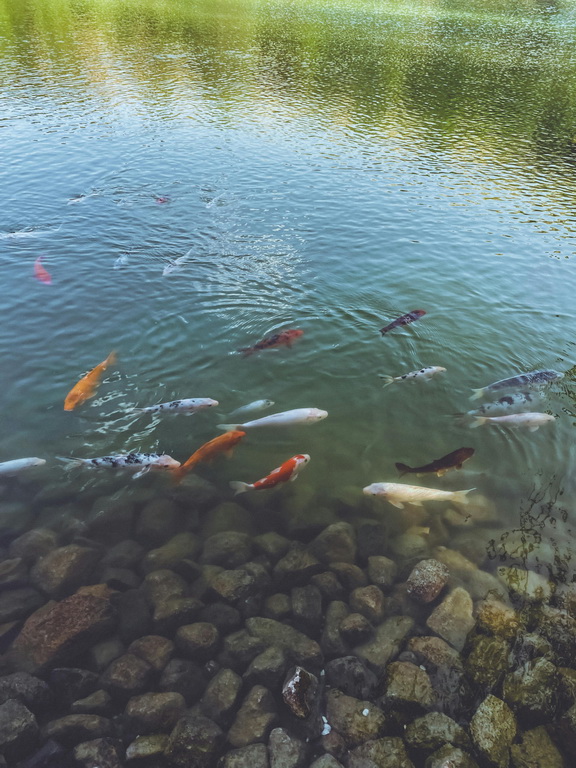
[[379, 366, 446, 387], [57, 452, 180, 478], [466, 390, 544, 417], [135, 398, 218, 415], [470, 370, 563, 400], [0, 457, 46, 476]]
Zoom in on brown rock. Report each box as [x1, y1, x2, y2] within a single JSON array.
[[12, 587, 116, 673], [30, 545, 101, 599]]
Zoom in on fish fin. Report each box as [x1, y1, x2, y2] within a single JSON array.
[[289, 473, 300, 482], [217, 423, 242, 432], [529, 426, 540, 432], [388, 500, 405, 509], [56, 456, 84, 469], [230, 481, 252, 495], [395, 462, 411, 477], [379, 375, 395, 387], [451, 488, 476, 505], [224, 448, 235, 458], [456, 463, 463, 470], [469, 388, 484, 401], [132, 466, 151, 479], [436, 469, 448, 477], [470, 417, 486, 428]]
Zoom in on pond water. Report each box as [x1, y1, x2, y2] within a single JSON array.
[[1, 0, 576, 763]]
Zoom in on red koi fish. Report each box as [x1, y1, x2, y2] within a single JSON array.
[[34, 257, 52, 285], [230, 453, 310, 495], [380, 309, 426, 335], [239, 329, 304, 355]]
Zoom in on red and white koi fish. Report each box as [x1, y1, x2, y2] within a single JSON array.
[[238, 329, 304, 355], [230, 453, 310, 495], [34, 257, 52, 284], [380, 309, 426, 335]]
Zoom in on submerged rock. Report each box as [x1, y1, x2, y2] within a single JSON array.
[[165, 712, 224, 767], [381, 661, 434, 713], [30, 545, 100, 599], [245, 618, 323, 667], [404, 711, 470, 751], [470, 695, 516, 768], [325, 689, 388, 747], [406, 559, 449, 604], [510, 726, 564, 768], [218, 743, 270, 768], [199, 667, 243, 725], [227, 685, 277, 748], [354, 616, 414, 675], [425, 744, 479, 768], [282, 666, 318, 719], [268, 727, 307, 768], [426, 587, 474, 651], [348, 737, 414, 768], [502, 657, 559, 724], [0, 698, 38, 762], [124, 692, 186, 735]]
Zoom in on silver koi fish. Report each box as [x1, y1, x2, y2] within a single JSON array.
[[363, 482, 475, 509], [0, 457, 46, 476], [470, 369, 563, 400], [218, 407, 327, 431], [135, 398, 218, 415], [469, 412, 555, 431]]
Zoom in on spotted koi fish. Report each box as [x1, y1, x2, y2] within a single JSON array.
[[135, 398, 219, 415], [379, 366, 446, 386], [57, 452, 180, 478]]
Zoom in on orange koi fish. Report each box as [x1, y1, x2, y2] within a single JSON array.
[[172, 430, 246, 483], [239, 329, 304, 356], [64, 351, 117, 411], [230, 453, 310, 495], [34, 256, 52, 285]]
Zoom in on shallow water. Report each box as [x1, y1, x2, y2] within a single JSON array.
[[2, 0, 576, 556]]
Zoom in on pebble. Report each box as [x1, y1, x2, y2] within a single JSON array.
[[227, 685, 277, 748]]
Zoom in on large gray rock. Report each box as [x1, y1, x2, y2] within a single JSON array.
[[354, 616, 414, 675], [348, 737, 414, 768], [245, 618, 323, 667], [470, 695, 516, 768], [165, 713, 224, 767], [0, 699, 38, 762], [218, 743, 269, 768], [227, 686, 277, 748], [309, 523, 357, 564], [325, 690, 387, 748], [0, 672, 51, 713], [404, 712, 470, 751], [124, 692, 186, 734], [502, 658, 559, 724], [268, 727, 307, 768], [30, 545, 100, 599], [426, 588, 474, 651]]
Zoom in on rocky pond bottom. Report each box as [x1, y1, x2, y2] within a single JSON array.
[[0, 473, 574, 768]]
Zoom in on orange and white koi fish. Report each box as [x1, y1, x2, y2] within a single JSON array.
[[172, 430, 246, 483], [34, 256, 52, 284], [64, 351, 117, 411], [230, 453, 310, 495]]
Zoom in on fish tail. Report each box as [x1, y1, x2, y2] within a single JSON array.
[[229, 480, 252, 495], [469, 388, 484, 401], [451, 488, 476, 505], [470, 417, 487, 428], [238, 347, 254, 356], [378, 375, 395, 387], [217, 423, 242, 432], [395, 462, 411, 477]]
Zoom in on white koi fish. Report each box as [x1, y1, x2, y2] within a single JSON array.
[[379, 366, 446, 387], [0, 458, 46, 476], [57, 452, 180, 478], [465, 390, 544, 417], [469, 412, 555, 431], [228, 399, 275, 417], [470, 369, 563, 400], [363, 482, 475, 509], [218, 407, 327, 431], [163, 249, 193, 276], [135, 398, 219, 415]]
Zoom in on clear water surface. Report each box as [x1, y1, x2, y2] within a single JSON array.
[[1, 0, 576, 576]]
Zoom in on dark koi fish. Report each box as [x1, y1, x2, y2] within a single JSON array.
[[380, 309, 426, 335], [395, 447, 475, 478], [239, 329, 304, 356]]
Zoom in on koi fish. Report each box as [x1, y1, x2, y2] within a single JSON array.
[[363, 482, 475, 509], [465, 391, 544, 418], [470, 370, 563, 400], [154, 195, 170, 204], [396, 447, 475, 478], [135, 397, 219, 415], [0, 457, 46, 476], [172, 430, 246, 483], [469, 412, 555, 431], [228, 399, 275, 418], [163, 253, 190, 276], [380, 309, 426, 335], [218, 407, 327, 431], [230, 453, 310, 495], [34, 257, 52, 285], [57, 452, 180, 478], [114, 254, 129, 270], [380, 366, 446, 387], [239, 329, 304, 355], [64, 351, 117, 411]]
